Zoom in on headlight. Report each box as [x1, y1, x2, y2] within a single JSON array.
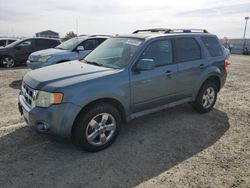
[[38, 56, 51, 62], [35, 91, 63, 107]]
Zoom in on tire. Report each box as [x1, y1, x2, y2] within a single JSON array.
[[72, 104, 121, 152], [1, 56, 15, 68], [192, 82, 218, 113]]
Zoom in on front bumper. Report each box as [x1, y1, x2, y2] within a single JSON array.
[[18, 94, 81, 138]]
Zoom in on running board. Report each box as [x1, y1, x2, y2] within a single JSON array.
[[128, 97, 192, 121]]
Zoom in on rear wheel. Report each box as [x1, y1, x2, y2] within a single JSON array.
[[72, 104, 121, 152], [1, 56, 15, 68], [192, 82, 218, 113]]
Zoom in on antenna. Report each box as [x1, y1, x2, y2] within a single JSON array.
[[76, 17, 78, 36]]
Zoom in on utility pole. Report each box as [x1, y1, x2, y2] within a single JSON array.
[[76, 18, 78, 36], [243, 16, 249, 52]]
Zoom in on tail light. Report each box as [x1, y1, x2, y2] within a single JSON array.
[[224, 59, 230, 71]]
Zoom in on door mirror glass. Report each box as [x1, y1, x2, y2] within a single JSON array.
[[76, 45, 84, 51], [136, 59, 155, 71]]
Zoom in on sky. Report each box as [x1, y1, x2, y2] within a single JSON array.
[[0, 0, 249, 38]]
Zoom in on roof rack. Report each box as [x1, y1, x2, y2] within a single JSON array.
[[78, 34, 112, 37], [133, 28, 170, 34], [133, 28, 209, 34]]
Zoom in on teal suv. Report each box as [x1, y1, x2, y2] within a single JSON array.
[[18, 29, 229, 152]]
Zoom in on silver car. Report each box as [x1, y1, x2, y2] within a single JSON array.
[[27, 35, 109, 69]]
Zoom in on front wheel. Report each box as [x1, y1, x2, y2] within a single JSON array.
[[72, 104, 121, 152], [2, 56, 15, 68], [192, 82, 218, 113]]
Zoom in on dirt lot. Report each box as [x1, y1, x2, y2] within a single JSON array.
[[0, 55, 249, 188]]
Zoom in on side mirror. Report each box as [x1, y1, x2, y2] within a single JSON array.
[[76, 46, 84, 51], [136, 59, 155, 71]]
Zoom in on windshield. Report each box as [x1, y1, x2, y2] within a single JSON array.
[[5, 39, 21, 48], [84, 37, 143, 69], [56, 37, 83, 50]]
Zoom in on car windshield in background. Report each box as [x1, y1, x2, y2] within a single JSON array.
[[84, 37, 143, 69], [56, 37, 82, 50]]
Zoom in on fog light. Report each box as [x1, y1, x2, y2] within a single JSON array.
[[36, 122, 50, 133]]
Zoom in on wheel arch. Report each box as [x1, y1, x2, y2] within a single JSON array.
[[71, 98, 127, 134], [194, 74, 221, 100], [203, 75, 221, 91]]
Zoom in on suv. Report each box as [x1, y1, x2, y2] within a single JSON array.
[[0, 37, 60, 68], [18, 29, 229, 152], [27, 35, 110, 69]]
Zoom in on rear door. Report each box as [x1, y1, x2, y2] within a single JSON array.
[[130, 38, 178, 112], [174, 37, 206, 97], [35, 39, 56, 51]]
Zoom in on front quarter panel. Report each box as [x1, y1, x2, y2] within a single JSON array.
[[60, 70, 130, 116]]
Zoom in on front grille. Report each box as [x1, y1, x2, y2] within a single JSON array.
[[21, 82, 35, 108]]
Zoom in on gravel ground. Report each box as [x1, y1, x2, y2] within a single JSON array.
[[0, 55, 249, 188]]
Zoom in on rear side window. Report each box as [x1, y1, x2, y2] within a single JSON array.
[[83, 39, 99, 50], [97, 38, 107, 45], [201, 36, 223, 57], [8, 40, 16, 44], [36, 39, 50, 47], [0, 40, 6, 46], [175, 38, 201, 62], [140, 39, 173, 66], [48, 40, 60, 47]]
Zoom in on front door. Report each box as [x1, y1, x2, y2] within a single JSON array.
[[130, 39, 178, 113], [14, 39, 35, 62]]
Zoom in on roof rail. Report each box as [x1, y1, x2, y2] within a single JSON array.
[[132, 28, 209, 34], [89, 35, 112, 37], [78, 34, 112, 37], [167, 29, 209, 33], [133, 28, 171, 34]]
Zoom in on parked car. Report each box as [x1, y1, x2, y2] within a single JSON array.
[[0, 37, 60, 68], [18, 29, 229, 152], [0, 38, 18, 47], [222, 45, 230, 58], [27, 35, 110, 69], [243, 47, 250, 55]]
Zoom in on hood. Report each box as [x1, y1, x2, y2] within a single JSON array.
[[23, 60, 119, 90], [29, 48, 70, 59]]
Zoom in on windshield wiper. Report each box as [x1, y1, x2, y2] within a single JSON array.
[[84, 60, 103, 67]]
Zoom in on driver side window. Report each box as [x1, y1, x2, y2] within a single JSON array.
[[82, 39, 99, 50], [140, 39, 173, 67], [18, 40, 32, 47]]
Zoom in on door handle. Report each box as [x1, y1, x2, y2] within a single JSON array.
[[199, 64, 205, 69], [165, 70, 172, 78]]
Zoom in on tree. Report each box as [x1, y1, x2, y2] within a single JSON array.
[[62, 31, 77, 42]]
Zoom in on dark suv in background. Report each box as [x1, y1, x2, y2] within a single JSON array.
[[19, 29, 229, 152], [0, 37, 60, 68]]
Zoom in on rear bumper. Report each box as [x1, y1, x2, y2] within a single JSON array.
[[220, 71, 227, 89], [18, 94, 81, 138]]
